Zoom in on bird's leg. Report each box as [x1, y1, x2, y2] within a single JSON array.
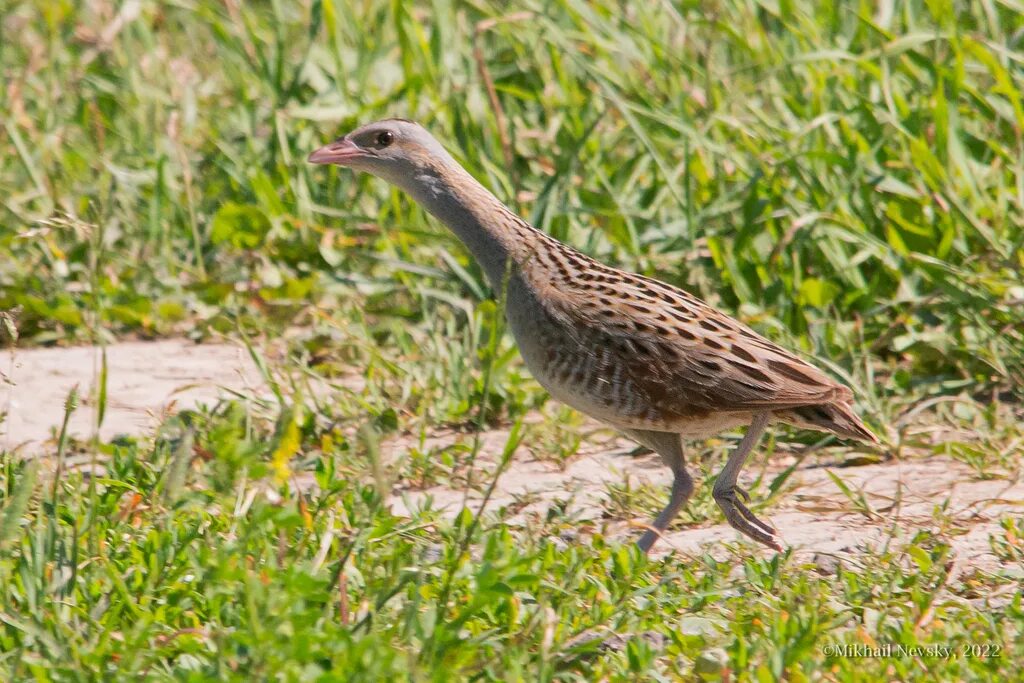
[[623, 430, 693, 553], [712, 412, 782, 551]]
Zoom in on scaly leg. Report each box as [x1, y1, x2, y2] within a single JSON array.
[[711, 412, 783, 551], [622, 429, 693, 553]]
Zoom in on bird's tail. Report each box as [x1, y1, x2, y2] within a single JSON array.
[[780, 401, 880, 444]]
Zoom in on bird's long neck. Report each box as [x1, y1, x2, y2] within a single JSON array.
[[396, 161, 539, 290]]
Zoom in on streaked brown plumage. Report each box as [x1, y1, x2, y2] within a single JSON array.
[[310, 119, 879, 552]]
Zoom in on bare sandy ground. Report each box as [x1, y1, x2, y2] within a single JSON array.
[[0, 340, 263, 451], [386, 426, 1024, 572], [3, 340, 1021, 572]]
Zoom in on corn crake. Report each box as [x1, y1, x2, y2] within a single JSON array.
[[309, 119, 879, 552]]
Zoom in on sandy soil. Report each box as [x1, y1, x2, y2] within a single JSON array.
[[387, 425, 1023, 572], [1, 340, 263, 452], [3, 340, 1021, 572]]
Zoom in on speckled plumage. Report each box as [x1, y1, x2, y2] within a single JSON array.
[[310, 119, 879, 552]]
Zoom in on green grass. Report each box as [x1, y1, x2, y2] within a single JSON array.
[[1, 0, 1023, 679]]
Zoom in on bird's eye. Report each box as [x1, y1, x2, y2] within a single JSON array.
[[375, 131, 394, 147]]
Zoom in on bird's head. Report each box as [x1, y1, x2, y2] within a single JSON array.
[[308, 118, 453, 188]]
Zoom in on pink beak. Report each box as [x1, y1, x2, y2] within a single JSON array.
[[308, 138, 363, 165]]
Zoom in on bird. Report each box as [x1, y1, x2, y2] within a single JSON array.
[[309, 119, 879, 552]]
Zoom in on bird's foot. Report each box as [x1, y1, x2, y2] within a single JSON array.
[[733, 484, 751, 503], [636, 528, 659, 554], [713, 487, 783, 552]]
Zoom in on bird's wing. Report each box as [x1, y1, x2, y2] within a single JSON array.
[[530, 263, 852, 414]]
